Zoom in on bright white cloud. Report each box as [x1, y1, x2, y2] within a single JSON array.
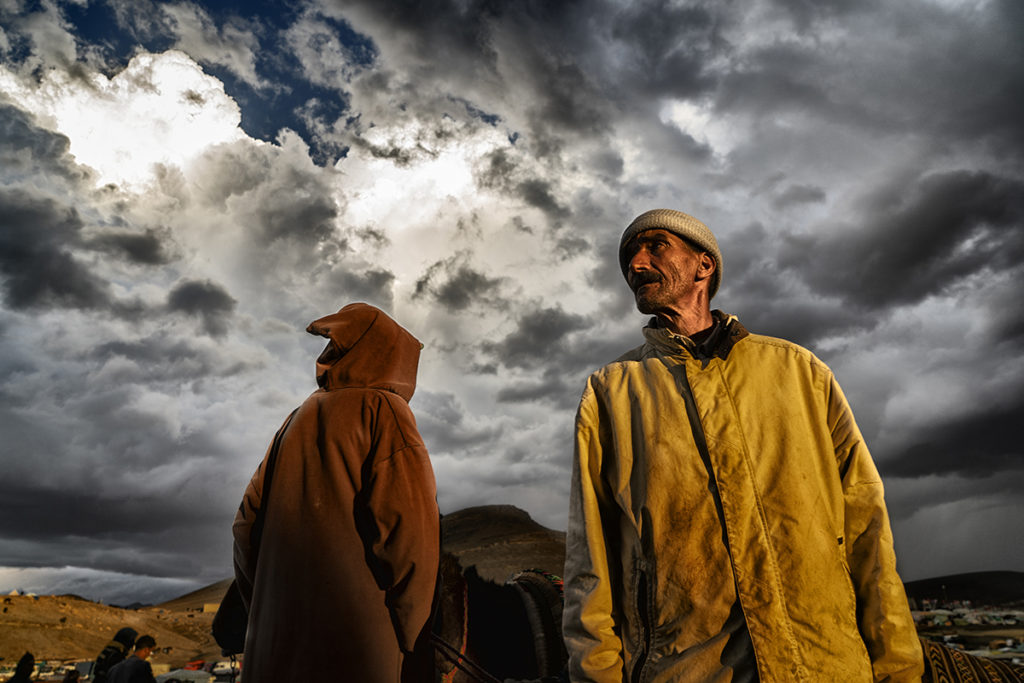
[[0, 50, 245, 189]]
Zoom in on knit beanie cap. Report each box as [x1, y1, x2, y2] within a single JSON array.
[[619, 208, 723, 300]]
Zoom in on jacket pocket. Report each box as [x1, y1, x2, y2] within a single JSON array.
[[836, 535, 859, 612]]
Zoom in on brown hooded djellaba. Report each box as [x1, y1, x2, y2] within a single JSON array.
[[233, 303, 440, 683]]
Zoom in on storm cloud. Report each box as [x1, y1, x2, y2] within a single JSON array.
[[167, 278, 237, 336], [0, 190, 110, 310], [787, 170, 1024, 310]]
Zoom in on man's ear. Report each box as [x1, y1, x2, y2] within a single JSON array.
[[696, 252, 715, 279]]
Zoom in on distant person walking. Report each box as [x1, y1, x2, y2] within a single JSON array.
[[90, 628, 137, 683], [106, 635, 156, 683], [233, 303, 440, 683], [6, 652, 33, 683]]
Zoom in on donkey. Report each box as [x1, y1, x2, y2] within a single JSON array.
[[433, 552, 567, 683]]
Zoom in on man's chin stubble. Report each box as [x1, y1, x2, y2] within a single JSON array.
[[634, 294, 658, 315]]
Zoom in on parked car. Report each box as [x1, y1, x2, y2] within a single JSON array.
[[211, 660, 240, 676]]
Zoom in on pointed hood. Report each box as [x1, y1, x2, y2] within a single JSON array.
[[305, 303, 421, 401], [112, 627, 138, 648]]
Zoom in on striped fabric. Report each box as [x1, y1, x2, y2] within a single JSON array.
[[921, 637, 1024, 683]]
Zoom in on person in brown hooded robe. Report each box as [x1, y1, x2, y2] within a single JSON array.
[[232, 303, 439, 683]]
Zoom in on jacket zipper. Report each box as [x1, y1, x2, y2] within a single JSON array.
[[629, 356, 728, 682], [631, 567, 653, 683]]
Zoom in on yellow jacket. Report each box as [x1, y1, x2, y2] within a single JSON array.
[[563, 314, 923, 682]]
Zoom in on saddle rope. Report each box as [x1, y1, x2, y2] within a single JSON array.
[[431, 633, 503, 683], [431, 576, 503, 683]]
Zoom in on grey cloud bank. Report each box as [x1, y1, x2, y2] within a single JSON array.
[[0, 0, 1021, 603]]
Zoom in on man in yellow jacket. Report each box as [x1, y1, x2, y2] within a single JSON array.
[[562, 209, 924, 682]]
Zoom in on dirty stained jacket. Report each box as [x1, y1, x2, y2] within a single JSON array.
[[563, 313, 923, 683], [233, 303, 439, 683]]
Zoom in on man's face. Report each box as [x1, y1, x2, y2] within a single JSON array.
[[623, 229, 705, 314]]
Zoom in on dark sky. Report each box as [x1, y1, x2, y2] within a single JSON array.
[[0, 0, 1022, 604]]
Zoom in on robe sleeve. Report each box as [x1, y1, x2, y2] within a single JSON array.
[[357, 393, 440, 654], [830, 376, 924, 683], [231, 412, 294, 611], [563, 378, 625, 683]]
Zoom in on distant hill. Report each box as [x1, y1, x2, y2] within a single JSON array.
[[0, 593, 219, 664], [157, 578, 234, 613], [441, 504, 566, 582], [903, 571, 1024, 608]]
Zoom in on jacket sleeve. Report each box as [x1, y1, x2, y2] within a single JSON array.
[[357, 395, 440, 654], [829, 376, 924, 683], [563, 378, 625, 683]]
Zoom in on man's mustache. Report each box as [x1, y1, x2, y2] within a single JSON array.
[[629, 271, 662, 291]]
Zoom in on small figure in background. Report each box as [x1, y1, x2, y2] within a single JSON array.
[[106, 635, 157, 683], [91, 627, 137, 683], [6, 652, 34, 683]]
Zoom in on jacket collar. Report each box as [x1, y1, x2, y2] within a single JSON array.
[[643, 310, 748, 364]]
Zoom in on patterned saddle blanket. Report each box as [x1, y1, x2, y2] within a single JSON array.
[[922, 637, 1024, 683]]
